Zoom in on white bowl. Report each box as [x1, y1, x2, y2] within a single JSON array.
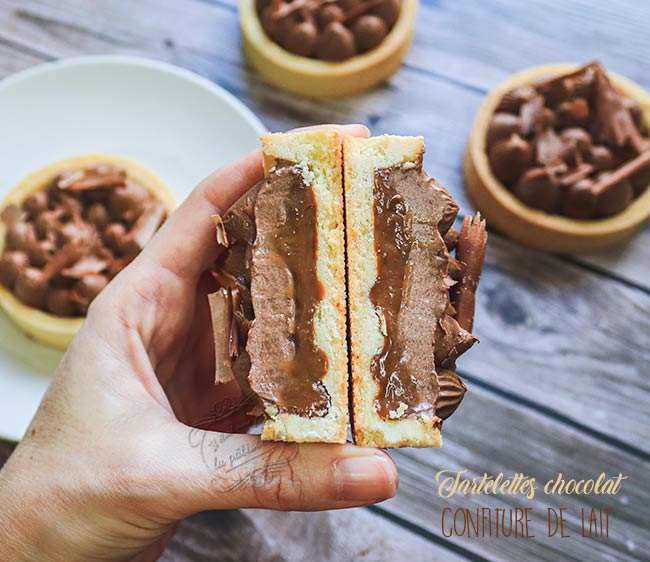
[[0, 55, 265, 441]]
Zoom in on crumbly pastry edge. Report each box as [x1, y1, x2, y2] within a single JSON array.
[[344, 134, 443, 448], [258, 130, 349, 443]]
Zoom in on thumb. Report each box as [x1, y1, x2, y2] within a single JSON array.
[[144, 421, 398, 516]]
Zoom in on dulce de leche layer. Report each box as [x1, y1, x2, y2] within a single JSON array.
[[214, 163, 330, 418], [370, 162, 486, 422]]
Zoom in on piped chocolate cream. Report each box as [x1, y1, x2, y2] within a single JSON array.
[[370, 161, 486, 422], [213, 162, 329, 418], [0, 164, 167, 316]]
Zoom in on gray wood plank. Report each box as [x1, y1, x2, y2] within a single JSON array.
[[161, 507, 472, 562], [0, 0, 648, 453], [386, 385, 650, 562]]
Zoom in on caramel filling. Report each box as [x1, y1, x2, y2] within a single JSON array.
[[218, 163, 329, 417], [370, 163, 468, 421]]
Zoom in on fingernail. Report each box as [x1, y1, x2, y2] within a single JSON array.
[[333, 453, 398, 502]]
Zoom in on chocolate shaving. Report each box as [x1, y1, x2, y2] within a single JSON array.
[[451, 213, 487, 333], [208, 289, 235, 383], [591, 151, 650, 195], [213, 214, 229, 247], [592, 64, 648, 153]]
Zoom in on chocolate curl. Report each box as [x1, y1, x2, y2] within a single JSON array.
[[58, 166, 127, 191], [208, 289, 235, 384], [443, 227, 459, 252], [212, 214, 229, 247], [451, 212, 487, 333], [592, 64, 649, 153], [121, 201, 166, 255]]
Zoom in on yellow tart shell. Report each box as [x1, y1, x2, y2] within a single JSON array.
[[0, 154, 175, 350], [240, 0, 418, 98], [464, 63, 650, 254]]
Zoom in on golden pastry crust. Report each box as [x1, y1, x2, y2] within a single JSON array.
[[344, 135, 442, 448], [258, 130, 348, 443], [0, 154, 175, 350]]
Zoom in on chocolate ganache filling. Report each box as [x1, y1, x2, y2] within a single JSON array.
[[215, 162, 329, 417], [370, 162, 483, 421]]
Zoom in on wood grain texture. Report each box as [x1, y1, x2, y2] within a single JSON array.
[[388, 386, 650, 562], [160, 508, 472, 562], [0, 1, 648, 561]]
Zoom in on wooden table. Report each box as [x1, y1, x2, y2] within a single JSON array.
[[0, 1, 648, 561]]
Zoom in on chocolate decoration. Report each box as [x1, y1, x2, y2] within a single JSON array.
[[514, 168, 559, 212], [435, 370, 467, 420], [371, 0, 401, 27], [497, 85, 537, 114], [486, 113, 521, 148], [488, 134, 533, 184], [488, 62, 650, 219], [0, 164, 167, 315], [559, 179, 597, 219], [283, 19, 318, 57], [315, 21, 356, 61], [351, 14, 387, 52], [258, 0, 401, 61]]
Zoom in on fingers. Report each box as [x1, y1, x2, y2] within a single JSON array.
[[140, 124, 370, 284], [148, 421, 398, 517]]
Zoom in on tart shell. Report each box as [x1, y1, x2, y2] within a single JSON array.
[[240, 0, 418, 98], [0, 154, 175, 350], [464, 63, 650, 254]]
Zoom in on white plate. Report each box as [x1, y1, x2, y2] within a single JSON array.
[[0, 56, 265, 442]]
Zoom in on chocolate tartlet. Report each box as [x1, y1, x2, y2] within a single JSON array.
[[465, 63, 650, 253], [345, 135, 486, 448], [209, 130, 349, 443], [0, 155, 175, 349], [240, 0, 417, 98]]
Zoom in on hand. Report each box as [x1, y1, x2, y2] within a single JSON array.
[[0, 125, 398, 562]]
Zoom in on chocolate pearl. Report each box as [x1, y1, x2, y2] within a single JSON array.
[[0, 251, 29, 289], [85, 203, 110, 229], [555, 97, 589, 129], [260, 6, 289, 43], [513, 168, 559, 212], [595, 177, 634, 217], [559, 179, 597, 219], [338, 0, 362, 11], [315, 3, 344, 28], [22, 191, 48, 218], [282, 19, 318, 56], [540, 107, 556, 129], [14, 267, 49, 309], [103, 223, 127, 253], [59, 195, 83, 221], [560, 127, 592, 156], [315, 22, 357, 61], [486, 113, 521, 148], [371, 0, 401, 28], [488, 134, 533, 185], [622, 97, 643, 128], [108, 182, 149, 223], [496, 86, 536, 114], [34, 210, 60, 240], [588, 145, 614, 171], [352, 14, 387, 52], [46, 289, 78, 317], [6, 221, 35, 252]]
